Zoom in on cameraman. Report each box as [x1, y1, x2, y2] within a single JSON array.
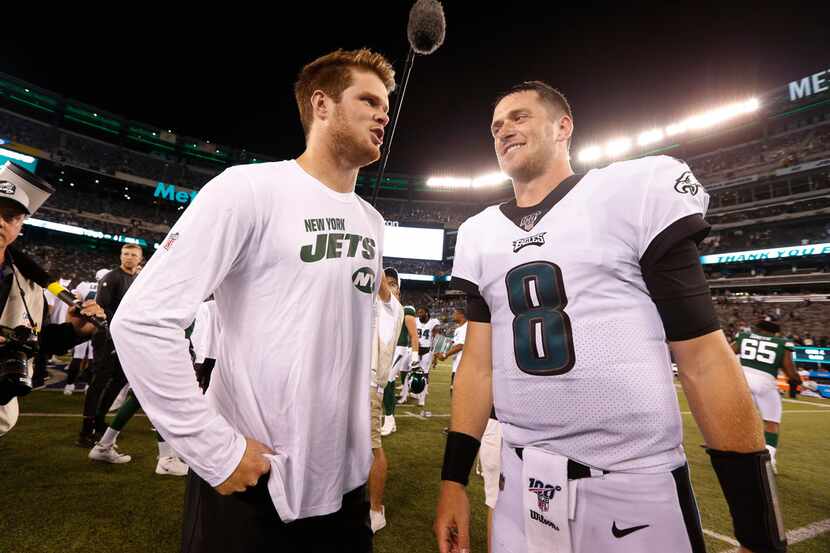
[[0, 162, 104, 435]]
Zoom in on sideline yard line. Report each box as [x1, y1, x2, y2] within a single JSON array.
[[719, 518, 830, 553], [22, 410, 829, 419], [782, 398, 830, 408], [703, 529, 739, 546], [20, 413, 147, 418], [681, 410, 830, 415]]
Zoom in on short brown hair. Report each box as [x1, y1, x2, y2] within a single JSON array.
[[294, 48, 396, 137], [122, 244, 142, 253], [494, 81, 572, 120]]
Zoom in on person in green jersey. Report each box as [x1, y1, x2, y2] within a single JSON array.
[[732, 320, 800, 473]]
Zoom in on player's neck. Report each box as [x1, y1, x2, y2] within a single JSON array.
[[296, 146, 359, 195], [512, 163, 574, 208], [120, 265, 137, 275]]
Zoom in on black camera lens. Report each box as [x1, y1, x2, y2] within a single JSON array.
[[0, 353, 32, 406]]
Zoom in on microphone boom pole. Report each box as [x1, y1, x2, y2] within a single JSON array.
[[370, 48, 416, 206]]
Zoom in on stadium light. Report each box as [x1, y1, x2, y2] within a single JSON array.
[[427, 176, 472, 188], [579, 96, 760, 166], [578, 145, 602, 163], [667, 97, 760, 135], [606, 137, 632, 158], [637, 128, 664, 146], [472, 172, 510, 188], [427, 172, 510, 189]]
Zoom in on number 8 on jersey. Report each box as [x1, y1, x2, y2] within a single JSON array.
[[506, 261, 575, 376]]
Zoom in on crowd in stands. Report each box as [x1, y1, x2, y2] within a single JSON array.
[[714, 296, 829, 348], [5, 93, 830, 306], [689, 121, 830, 183], [16, 237, 119, 284], [708, 170, 830, 210], [0, 109, 58, 151], [700, 217, 830, 256], [374, 200, 483, 228]]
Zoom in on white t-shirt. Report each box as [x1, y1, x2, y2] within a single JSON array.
[[451, 156, 709, 473], [451, 322, 467, 374], [416, 317, 441, 349], [190, 300, 220, 364], [112, 160, 385, 521], [371, 295, 404, 388]]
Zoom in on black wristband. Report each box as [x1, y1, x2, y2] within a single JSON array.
[[707, 448, 787, 553], [441, 431, 481, 486]]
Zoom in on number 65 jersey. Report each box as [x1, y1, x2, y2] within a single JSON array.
[[451, 156, 710, 473]]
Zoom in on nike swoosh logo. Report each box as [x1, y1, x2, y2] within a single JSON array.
[[612, 522, 650, 538]]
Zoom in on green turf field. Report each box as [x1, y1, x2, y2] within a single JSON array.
[[1, 362, 828, 552]]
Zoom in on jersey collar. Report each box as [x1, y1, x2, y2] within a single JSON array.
[[498, 173, 583, 232]]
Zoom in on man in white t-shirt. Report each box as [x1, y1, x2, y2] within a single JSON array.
[[111, 49, 396, 553]]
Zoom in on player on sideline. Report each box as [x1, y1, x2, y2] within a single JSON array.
[[63, 278, 100, 395], [381, 268, 418, 436], [733, 320, 799, 473], [111, 49, 394, 553], [435, 81, 785, 553], [437, 307, 467, 393], [401, 306, 440, 407]]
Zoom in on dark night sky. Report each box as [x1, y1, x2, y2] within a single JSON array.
[[1, 3, 827, 176]]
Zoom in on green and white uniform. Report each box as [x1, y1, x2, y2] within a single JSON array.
[[736, 331, 791, 423], [390, 305, 416, 383]]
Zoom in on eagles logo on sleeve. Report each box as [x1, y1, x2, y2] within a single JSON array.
[[673, 171, 701, 196]]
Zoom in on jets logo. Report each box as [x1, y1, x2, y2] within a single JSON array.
[[673, 171, 700, 196], [519, 210, 542, 232], [352, 267, 375, 294], [528, 477, 561, 513], [0, 181, 16, 195], [512, 232, 547, 253]]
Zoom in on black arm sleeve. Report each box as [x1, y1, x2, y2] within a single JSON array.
[[640, 214, 720, 342], [39, 323, 88, 356], [450, 277, 491, 323]]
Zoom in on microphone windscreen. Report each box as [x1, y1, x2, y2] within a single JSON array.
[[407, 0, 446, 55]]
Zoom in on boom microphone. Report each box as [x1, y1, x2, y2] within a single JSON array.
[[370, 0, 446, 206], [7, 247, 107, 330], [407, 0, 446, 55]]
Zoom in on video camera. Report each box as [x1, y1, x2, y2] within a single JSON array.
[[0, 325, 39, 406]]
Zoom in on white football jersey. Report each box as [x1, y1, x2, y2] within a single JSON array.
[[112, 160, 385, 521], [451, 156, 709, 473], [416, 318, 440, 349], [73, 281, 98, 302], [451, 322, 467, 374]]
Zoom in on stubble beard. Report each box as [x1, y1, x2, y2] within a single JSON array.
[[331, 110, 380, 169]]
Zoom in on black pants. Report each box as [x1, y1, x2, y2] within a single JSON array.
[[182, 472, 373, 553], [80, 336, 126, 435]]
